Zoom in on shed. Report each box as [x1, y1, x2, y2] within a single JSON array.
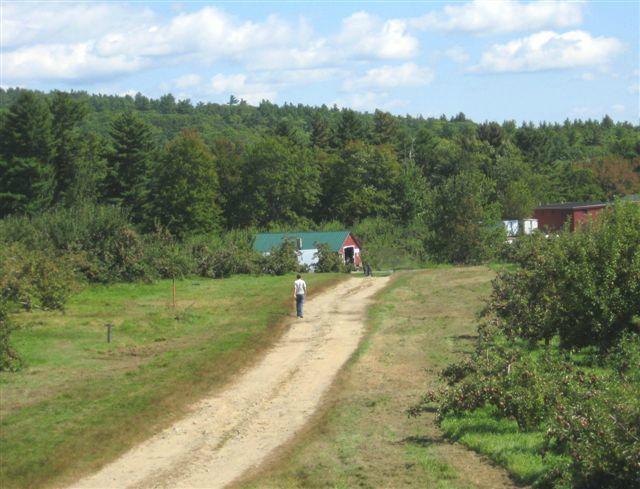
[[533, 202, 607, 232], [254, 231, 362, 269]]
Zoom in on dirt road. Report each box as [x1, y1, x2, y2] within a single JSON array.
[[68, 276, 389, 489]]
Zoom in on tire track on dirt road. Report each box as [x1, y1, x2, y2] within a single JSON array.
[[67, 277, 389, 489]]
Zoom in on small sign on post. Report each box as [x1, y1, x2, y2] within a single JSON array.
[[106, 323, 113, 343]]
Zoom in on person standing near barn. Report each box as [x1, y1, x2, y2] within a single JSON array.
[[293, 274, 307, 318]]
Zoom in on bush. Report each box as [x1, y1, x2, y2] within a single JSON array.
[[187, 231, 259, 278], [0, 243, 76, 371], [0, 300, 22, 372], [143, 226, 193, 279], [0, 242, 75, 311], [353, 216, 428, 269], [488, 202, 640, 350], [413, 332, 640, 488], [314, 243, 344, 272], [0, 204, 152, 283], [260, 238, 299, 276]]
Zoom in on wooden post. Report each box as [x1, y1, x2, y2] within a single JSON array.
[[106, 323, 113, 343], [172, 277, 176, 308]]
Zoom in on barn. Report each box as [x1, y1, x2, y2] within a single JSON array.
[[253, 231, 362, 269], [533, 202, 608, 232]]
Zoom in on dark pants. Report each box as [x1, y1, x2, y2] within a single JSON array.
[[296, 294, 305, 317]]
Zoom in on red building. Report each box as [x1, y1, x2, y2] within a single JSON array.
[[533, 202, 607, 232]]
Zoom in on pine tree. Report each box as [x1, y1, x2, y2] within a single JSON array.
[[373, 109, 398, 145], [104, 112, 153, 221], [0, 92, 54, 215], [50, 91, 88, 203], [310, 113, 329, 147]]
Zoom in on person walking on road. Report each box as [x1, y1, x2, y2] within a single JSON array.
[[293, 274, 307, 318]]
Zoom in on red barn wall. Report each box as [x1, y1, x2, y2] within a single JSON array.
[[533, 208, 572, 232], [572, 207, 605, 230], [339, 234, 362, 266], [534, 206, 607, 232]]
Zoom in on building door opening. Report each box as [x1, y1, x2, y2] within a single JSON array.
[[343, 246, 355, 264]]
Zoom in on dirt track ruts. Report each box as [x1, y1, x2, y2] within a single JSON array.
[[67, 276, 389, 489]]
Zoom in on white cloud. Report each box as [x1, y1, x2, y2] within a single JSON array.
[[333, 91, 408, 112], [173, 74, 202, 89], [473, 30, 623, 73], [412, 0, 584, 34], [3, 42, 146, 82], [337, 12, 418, 60], [1, 5, 311, 83], [343, 63, 433, 91], [1, 2, 154, 49], [611, 104, 625, 114], [580, 72, 595, 81], [205, 73, 276, 105], [444, 46, 470, 63]]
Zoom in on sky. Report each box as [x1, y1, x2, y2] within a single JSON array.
[[1, 1, 638, 123]]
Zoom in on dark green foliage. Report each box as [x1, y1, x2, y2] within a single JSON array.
[[327, 141, 401, 224], [241, 136, 320, 227], [415, 203, 640, 487], [490, 202, 640, 350], [260, 239, 300, 276], [314, 243, 344, 272], [0, 92, 55, 215], [0, 242, 76, 371], [353, 216, 428, 269], [187, 231, 259, 278], [0, 299, 21, 371], [50, 91, 88, 203], [424, 171, 504, 264], [142, 226, 193, 279], [0, 156, 55, 216], [0, 87, 639, 266], [1, 91, 53, 163], [414, 334, 640, 488], [104, 112, 154, 221], [0, 204, 149, 283], [148, 129, 222, 237], [0, 242, 75, 311]]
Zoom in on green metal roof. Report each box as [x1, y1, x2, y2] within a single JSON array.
[[254, 231, 350, 253]]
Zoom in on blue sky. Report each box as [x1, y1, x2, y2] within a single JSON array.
[[1, 1, 638, 122]]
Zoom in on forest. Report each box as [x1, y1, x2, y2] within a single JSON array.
[[1, 88, 639, 260]]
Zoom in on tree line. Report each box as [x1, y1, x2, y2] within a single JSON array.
[[1, 88, 639, 263]]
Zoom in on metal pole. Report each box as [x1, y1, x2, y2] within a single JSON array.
[[172, 277, 176, 308]]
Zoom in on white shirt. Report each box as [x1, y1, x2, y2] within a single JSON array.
[[294, 279, 307, 296]]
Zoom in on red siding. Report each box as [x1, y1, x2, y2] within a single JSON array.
[[339, 233, 362, 266], [572, 208, 604, 230], [534, 205, 606, 232]]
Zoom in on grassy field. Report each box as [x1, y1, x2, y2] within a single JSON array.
[[239, 267, 518, 489], [0, 273, 344, 489]]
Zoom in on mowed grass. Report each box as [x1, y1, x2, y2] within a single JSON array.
[[0, 273, 344, 489], [239, 267, 518, 489], [440, 407, 556, 485]]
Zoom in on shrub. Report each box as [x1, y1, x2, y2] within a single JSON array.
[[414, 332, 640, 488], [314, 243, 344, 272], [0, 300, 22, 372], [260, 238, 299, 276], [488, 202, 640, 350], [187, 231, 259, 278], [0, 242, 76, 371], [0, 242, 75, 311], [143, 226, 192, 279], [0, 204, 153, 283]]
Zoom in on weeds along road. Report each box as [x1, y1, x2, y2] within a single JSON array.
[[67, 276, 389, 489]]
